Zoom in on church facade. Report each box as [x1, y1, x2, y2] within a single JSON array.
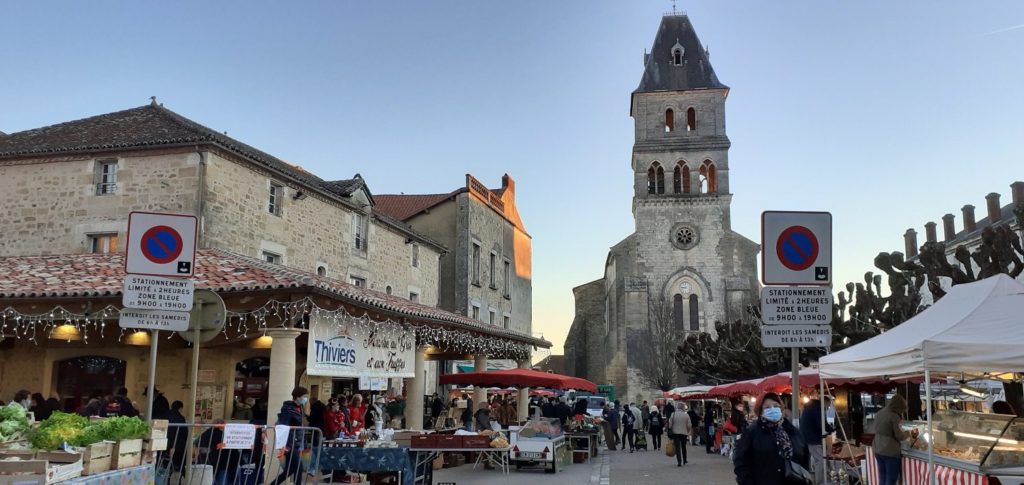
[[564, 14, 759, 403]]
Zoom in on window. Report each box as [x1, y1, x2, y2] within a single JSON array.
[[316, 266, 327, 276], [503, 315, 511, 329], [411, 243, 419, 268], [488, 310, 496, 325], [673, 294, 684, 332], [699, 160, 717, 194], [647, 162, 665, 194], [89, 233, 118, 254], [689, 294, 700, 331], [386, 286, 393, 295], [686, 108, 697, 132], [349, 276, 366, 287], [268, 183, 282, 215], [95, 160, 118, 195], [352, 213, 366, 250], [673, 161, 691, 194], [664, 109, 674, 133], [672, 48, 683, 66], [409, 292, 419, 303], [503, 260, 511, 297], [262, 251, 281, 264], [489, 252, 497, 288], [471, 304, 480, 320], [471, 242, 481, 285]]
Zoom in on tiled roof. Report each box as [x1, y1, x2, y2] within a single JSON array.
[[374, 190, 464, 221], [635, 15, 727, 95], [0, 249, 549, 348]]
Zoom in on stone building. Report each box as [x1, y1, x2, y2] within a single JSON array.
[[0, 102, 549, 419], [375, 174, 532, 336], [565, 14, 759, 403]]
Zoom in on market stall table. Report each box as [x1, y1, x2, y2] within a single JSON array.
[[318, 444, 425, 485], [410, 446, 512, 474], [64, 464, 155, 485], [566, 431, 598, 463]]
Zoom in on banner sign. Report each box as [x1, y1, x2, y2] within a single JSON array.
[[307, 320, 414, 378]]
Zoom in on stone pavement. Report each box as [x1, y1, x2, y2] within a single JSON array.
[[431, 451, 601, 485]]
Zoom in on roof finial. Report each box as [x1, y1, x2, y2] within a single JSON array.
[[149, 96, 157, 106], [672, 0, 677, 14]]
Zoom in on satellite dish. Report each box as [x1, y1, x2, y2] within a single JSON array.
[[178, 290, 226, 344]]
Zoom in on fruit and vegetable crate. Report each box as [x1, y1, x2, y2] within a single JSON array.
[[81, 442, 113, 476], [111, 439, 143, 470]]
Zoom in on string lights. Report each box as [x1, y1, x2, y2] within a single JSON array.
[[0, 297, 533, 360]]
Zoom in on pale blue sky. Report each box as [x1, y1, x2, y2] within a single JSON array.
[[2, 2, 1023, 353]]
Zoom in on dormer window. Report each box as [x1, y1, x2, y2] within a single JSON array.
[[671, 41, 684, 66]]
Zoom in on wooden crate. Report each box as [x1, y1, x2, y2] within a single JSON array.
[[410, 435, 436, 449], [148, 420, 168, 440], [35, 452, 83, 483], [81, 442, 113, 476], [0, 459, 47, 485], [144, 438, 168, 452], [435, 435, 463, 449], [462, 435, 490, 449], [112, 439, 143, 470]]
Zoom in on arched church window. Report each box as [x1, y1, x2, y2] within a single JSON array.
[[689, 294, 700, 331], [664, 109, 674, 133], [673, 161, 690, 194], [648, 162, 665, 195], [673, 294, 684, 332], [687, 107, 697, 132], [699, 160, 717, 194]]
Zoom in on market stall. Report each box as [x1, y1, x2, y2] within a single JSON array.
[[821, 274, 1024, 485]]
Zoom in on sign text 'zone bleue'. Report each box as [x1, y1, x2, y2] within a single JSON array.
[[118, 308, 190, 332], [122, 275, 194, 312], [125, 212, 198, 278], [760, 287, 833, 325]]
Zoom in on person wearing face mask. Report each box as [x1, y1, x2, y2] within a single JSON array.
[[11, 390, 32, 412], [733, 392, 809, 485], [269, 387, 309, 485]]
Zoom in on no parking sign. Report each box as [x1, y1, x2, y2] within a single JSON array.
[[125, 212, 198, 277], [761, 211, 832, 286]]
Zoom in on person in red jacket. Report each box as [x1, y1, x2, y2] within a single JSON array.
[[347, 394, 365, 435], [324, 398, 349, 439]]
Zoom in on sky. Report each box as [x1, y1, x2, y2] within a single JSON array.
[[2, 1, 1023, 355]]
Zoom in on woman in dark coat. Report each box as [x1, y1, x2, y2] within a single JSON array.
[[733, 392, 809, 485], [647, 408, 665, 451]]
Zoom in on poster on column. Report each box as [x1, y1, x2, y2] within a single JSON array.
[[306, 319, 415, 378]]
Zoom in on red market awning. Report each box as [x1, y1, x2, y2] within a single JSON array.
[[440, 369, 597, 392]]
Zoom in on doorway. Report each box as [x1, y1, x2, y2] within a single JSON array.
[[55, 356, 127, 412], [234, 357, 270, 419]]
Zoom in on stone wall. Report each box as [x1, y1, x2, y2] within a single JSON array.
[[0, 150, 200, 256], [564, 279, 606, 380]]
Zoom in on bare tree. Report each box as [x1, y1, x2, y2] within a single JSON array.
[[634, 294, 683, 392]]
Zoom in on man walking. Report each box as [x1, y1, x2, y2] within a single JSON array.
[[641, 400, 650, 432]]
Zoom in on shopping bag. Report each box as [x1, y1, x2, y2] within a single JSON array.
[[665, 440, 676, 457]]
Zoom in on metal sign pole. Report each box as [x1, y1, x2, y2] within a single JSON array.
[[791, 349, 800, 425], [145, 330, 159, 423], [184, 302, 203, 480]]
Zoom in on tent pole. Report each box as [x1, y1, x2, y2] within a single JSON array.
[[820, 370, 828, 475], [925, 366, 935, 485]]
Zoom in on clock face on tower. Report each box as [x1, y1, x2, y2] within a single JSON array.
[[680, 282, 691, 294]]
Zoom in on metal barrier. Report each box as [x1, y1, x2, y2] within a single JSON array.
[[154, 423, 322, 485]]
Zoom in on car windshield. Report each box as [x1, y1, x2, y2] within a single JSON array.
[[587, 397, 605, 408]]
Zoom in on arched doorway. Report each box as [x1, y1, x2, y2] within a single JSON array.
[[55, 356, 126, 412], [234, 357, 270, 418]]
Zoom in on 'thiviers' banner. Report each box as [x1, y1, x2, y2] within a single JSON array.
[[306, 320, 415, 378]]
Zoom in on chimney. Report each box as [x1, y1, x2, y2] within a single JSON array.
[[942, 214, 956, 242], [924, 222, 937, 243], [904, 229, 919, 257], [986, 192, 1002, 224], [502, 173, 515, 195], [962, 205, 977, 233], [1012, 181, 1024, 207]]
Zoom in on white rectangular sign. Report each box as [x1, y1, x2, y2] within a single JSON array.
[[125, 212, 198, 278], [122, 275, 194, 311], [761, 211, 832, 286], [761, 287, 833, 325], [761, 325, 832, 348], [222, 424, 256, 449], [118, 308, 190, 331], [307, 319, 415, 378]]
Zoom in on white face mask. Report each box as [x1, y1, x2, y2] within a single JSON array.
[[22, 400, 31, 408]]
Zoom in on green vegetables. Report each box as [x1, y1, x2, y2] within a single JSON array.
[[29, 412, 150, 450], [0, 404, 30, 442]]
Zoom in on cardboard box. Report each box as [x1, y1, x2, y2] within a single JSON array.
[[81, 442, 113, 476], [112, 439, 143, 470], [0, 459, 47, 485], [35, 452, 83, 483], [392, 431, 423, 447], [148, 420, 169, 440]]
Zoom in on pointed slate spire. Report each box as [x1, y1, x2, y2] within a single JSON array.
[[634, 15, 727, 94]]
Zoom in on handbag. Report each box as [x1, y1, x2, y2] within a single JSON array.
[[783, 460, 814, 485]]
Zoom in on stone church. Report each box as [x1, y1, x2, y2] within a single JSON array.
[[564, 14, 759, 403]]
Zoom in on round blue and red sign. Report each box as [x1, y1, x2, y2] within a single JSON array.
[[776, 225, 819, 271], [140, 225, 183, 264]]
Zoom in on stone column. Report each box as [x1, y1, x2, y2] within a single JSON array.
[[517, 358, 530, 422], [405, 346, 427, 430], [266, 329, 302, 420], [473, 354, 488, 412]]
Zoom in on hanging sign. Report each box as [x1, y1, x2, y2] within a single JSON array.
[[222, 424, 256, 449], [125, 212, 198, 277], [122, 275, 194, 311], [119, 308, 190, 331], [307, 319, 415, 378], [761, 211, 832, 286], [760, 287, 833, 325]]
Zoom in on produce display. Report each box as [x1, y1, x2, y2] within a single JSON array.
[[518, 418, 563, 439], [0, 405, 30, 443], [29, 412, 150, 450]]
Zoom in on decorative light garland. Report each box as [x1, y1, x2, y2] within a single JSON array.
[[0, 297, 533, 360]]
